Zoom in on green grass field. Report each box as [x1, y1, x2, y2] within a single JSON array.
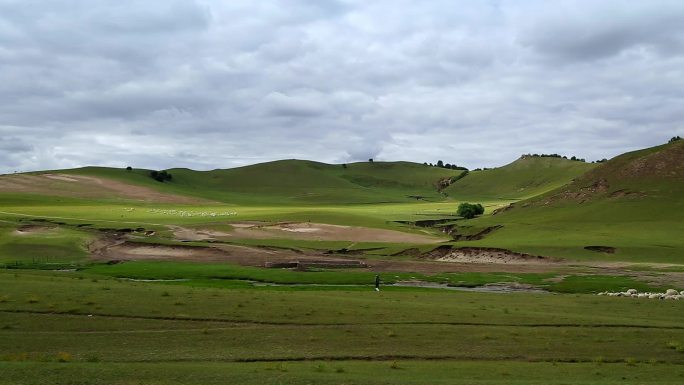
[[1, 269, 683, 384], [1, 142, 683, 383], [445, 156, 596, 200]]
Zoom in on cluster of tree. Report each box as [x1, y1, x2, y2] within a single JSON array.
[[471, 167, 492, 172], [592, 158, 608, 163], [524, 153, 586, 162], [670, 136, 682, 143], [150, 170, 172, 183], [423, 160, 468, 170], [457, 202, 485, 219]]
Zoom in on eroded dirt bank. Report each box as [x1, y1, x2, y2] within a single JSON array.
[[172, 222, 446, 244]]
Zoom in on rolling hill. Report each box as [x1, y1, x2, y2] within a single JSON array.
[[443, 156, 596, 200], [0, 160, 466, 205], [459, 140, 684, 263]]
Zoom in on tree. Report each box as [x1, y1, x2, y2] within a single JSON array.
[[437, 160, 444, 168], [368, 158, 374, 162], [457, 202, 485, 219], [670, 135, 682, 143], [150, 170, 172, 182], [126, 166, 132, 171], [342, 164, 347, 168]]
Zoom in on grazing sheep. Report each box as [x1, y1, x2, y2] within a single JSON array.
[[597, 288, 683, 300]]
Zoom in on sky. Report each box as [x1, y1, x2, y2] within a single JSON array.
[[1, 0, 683, 173]]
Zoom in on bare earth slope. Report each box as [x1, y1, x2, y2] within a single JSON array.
[[0, 173, 204, 203]]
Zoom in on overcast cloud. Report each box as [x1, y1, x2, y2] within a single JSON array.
[[1, 0, 683, 173]]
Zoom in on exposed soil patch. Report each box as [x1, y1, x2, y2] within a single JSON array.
[[421, 246, 556, 265], [540, 178, 610, 205], [12, 225, 55, 236], [618, 140, 684, 179], [609, 189, 645, 199], [170, 226, 232, 241], [112, 244, 222, 259], [448, 225, 503, 241], [584, 246, 616, 254], [89, 237, 369, 268], [0, 173, 206, 203], [43, 174, 79, 182], [172, 222, 445, 244]]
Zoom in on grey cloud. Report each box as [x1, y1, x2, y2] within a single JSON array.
[[0, 0, 682, 173], [0, 136, 32, 153], [260, 91, 331, 117], [514, 1, 684, 61]]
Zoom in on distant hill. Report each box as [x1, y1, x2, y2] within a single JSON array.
[[462, 140, 684, 263], [443, 156, 596, 200], [0, 160, 464, 205]]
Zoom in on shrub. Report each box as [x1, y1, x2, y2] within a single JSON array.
[[457, 202, 485, 219], [150, 170, 172, 183], [670, 135, 682, 143]]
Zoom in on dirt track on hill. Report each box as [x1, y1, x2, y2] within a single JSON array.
[[0, 173, 205, 203]]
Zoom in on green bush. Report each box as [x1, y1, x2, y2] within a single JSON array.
[[457, 202, 484, 219]]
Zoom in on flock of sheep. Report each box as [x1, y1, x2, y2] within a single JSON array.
[[144, 208, 238, 217], [121, 207, 239, 217], [598, 288, 684, 299]]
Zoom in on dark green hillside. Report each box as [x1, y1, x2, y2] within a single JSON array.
[[444, 156, 596, 200], [52, 160, 464, 204], [460, 141, 684, 263]]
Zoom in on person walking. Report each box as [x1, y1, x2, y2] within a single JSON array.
[[374, 274, 381, 291]]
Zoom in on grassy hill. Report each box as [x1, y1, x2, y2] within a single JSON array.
[[0, 156, 600, 205], [460, 141, 684, 263], [443, 156, 596, 200], [4, 160, 465, 205]]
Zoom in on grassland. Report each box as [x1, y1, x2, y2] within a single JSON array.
[[456, 141, 684, 263], [1, 143, 683, 383], [58, 160, 466, 205], [1, 269, 684, 384], [444, 156, 596, 200]]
